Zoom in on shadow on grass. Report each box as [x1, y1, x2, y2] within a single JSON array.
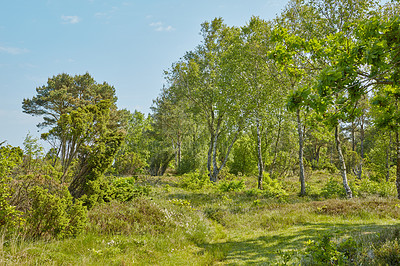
[[200, 223, 400, 265]]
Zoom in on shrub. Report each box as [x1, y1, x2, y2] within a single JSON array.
[[353, 178, 395, 197], [337, 237, 358, 263], [321, 177, 346, 199], [108, 176, 150, 202], [25, 186, 87, 239], [0, 181, 24, 231], [303, 234, 343, 265], [262, 174, 288, 198], [375, 239, 400, 265], [179, 171, 213, 190], [218, 179, 246, 192], [113, 151, 146, 176], [0, 145, 24, 231]]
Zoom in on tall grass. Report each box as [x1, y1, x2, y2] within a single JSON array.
[[1, 172, 400, 265]]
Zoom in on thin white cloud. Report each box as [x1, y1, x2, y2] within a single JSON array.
[[0, 46, 28, 55], [61, 15, 81, 24], [94, 7, 118, 22], [149, 21, 175, 32]]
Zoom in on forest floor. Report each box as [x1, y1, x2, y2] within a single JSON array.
[[2, 171, 400, 265]]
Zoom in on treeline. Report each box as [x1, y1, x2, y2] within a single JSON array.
[[149, 0, 400, 199], [1, 0, 400, 239]]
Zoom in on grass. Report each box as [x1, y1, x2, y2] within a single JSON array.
[[1, 170, 400, 265]]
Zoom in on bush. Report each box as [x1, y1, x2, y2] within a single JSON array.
[[375, 239, 400, 265], [303, 234, 344, 265], [108, 176, 150, 202], [321, 177, 346, 199], [0, 180, 24, 231], [353, 178, 395, 197], [218, 179, 246, 192], [179, 171, 213, 190], [25, 186, 87, 239], [113, 151, 146, 176], [0, 145, 24, 231], [262, 174, 288, 198]]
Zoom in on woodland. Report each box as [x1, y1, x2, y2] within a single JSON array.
[[2, 0, 400, 264]]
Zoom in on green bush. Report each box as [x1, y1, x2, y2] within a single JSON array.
[[0, 180, 24, 231], [25, 186, 87, 239], [113, 151, 146, 176], [218, 179, 246, 192], [108, 176, 150, 202], [179, 171, 213, 190], [262, 174, 288, 198], [80, 175, 151, 207], [321, 177, 346, 199], [0, 145, 24, 231], [353, 178, 395, 197], [337, 237, 358, 263], [303, 234, 344, 265], [375, 239, 400, 265]]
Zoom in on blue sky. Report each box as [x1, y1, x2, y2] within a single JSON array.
[[0, 0, 290, 148]]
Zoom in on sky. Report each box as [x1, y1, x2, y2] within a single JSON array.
[[0, 0, 290, 148]]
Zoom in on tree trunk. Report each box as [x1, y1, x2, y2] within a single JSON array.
[[335, 124, 352, 198], [396, 130, 400, 199], [351, 120, 355, 152], [387, 132, 392, 182], [357, 113, 365, 179], [297, 109, 306, 196], [214, 130, 240, 180], [256, 118, 263, 190], [177, 140, 181, 170], [211, 119, 222, 182], [207, 134, 213, 180], [269, 115, 282, 177]]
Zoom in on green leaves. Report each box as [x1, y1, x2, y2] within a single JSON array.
[[287, 86, 311, 111]]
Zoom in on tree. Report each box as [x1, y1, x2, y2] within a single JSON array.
[[114, 110, 152, 176], [23, 73, 125, 201], [64, 101, 124, 200], [310, 4, 400, 197], [273, 0, 378, 198], [239, 17, 286, 189], [165, 18, 254, 182], [272, 0, 324, 196], [22, 73, 120, 181]]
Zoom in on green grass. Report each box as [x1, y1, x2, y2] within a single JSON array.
[[2, 171, 400, 265]]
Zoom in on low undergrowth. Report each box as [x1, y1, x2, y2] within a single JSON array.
[[1, 172, 400, 265]]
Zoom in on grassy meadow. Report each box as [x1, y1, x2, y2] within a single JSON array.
[[2, 171, 400, 265]]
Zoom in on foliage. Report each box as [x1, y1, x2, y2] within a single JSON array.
[[353, 178, 395, 198], [112, 151, 146, 176], [106, 176, 151, 202], [178, 171, 213, 191], [218, 178, 246, 192], [262, 173, 288, 198], [375, 239, 400, 265], [115, 110, 151, 176], [25, 186, 87, 239], [229, 131, 257, 176], [66, 101, 125, 202], [303, 234, 343, 265], [321, 177, 346, 199], [0, 145, 24, 231], [88, 198, 171, 235]]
